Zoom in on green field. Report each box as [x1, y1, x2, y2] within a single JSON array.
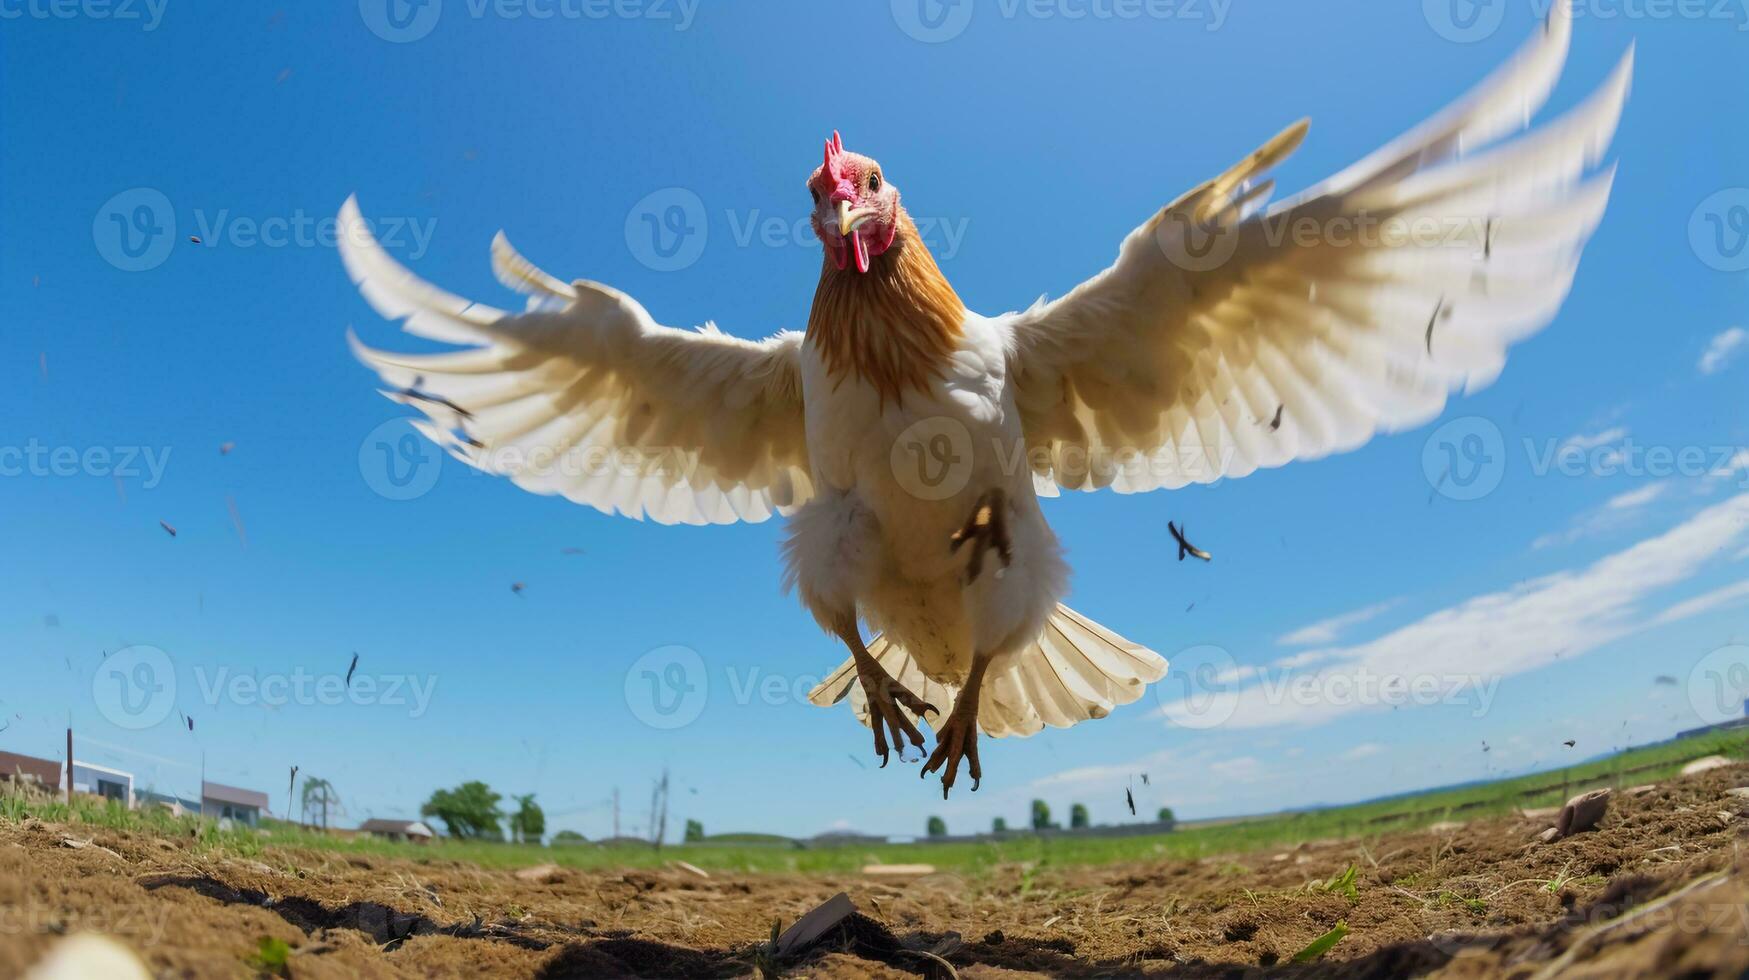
[[7, 729, 1743, 877]]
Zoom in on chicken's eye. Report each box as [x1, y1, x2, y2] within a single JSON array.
[[868, 173, 882, 193]]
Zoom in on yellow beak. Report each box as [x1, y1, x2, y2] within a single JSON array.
[[837, 200, 877, 236]]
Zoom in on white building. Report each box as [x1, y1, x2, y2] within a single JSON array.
[[68, 760, 134, 807]]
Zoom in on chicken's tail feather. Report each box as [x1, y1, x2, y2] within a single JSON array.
[[806, 605, 1167, 739]]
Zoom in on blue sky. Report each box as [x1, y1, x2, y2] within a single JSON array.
[[3, 0, 1747, 840]]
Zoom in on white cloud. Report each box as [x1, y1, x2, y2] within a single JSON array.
[[1209, 756, 1266, 783], [1273, 649, 1338, 670], [1607, 482, 1671, 510], [1700, 327, 1747, 375], [1561, 427, 1629, 453], [1212, 664, 1259, 686], [1650, 580, 1749, 627], [1163, 494, 1749, 730], [1342, 743, 1385, 761], [1278, 602, 1398, 646], [1534, 481, 1671, 549]]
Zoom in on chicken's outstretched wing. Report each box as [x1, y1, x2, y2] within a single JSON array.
[[342, 196, 813, 525], [1007, 1, 1628, 494]]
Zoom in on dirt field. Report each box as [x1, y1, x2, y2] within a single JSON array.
[[6, 765, 1749, 978]]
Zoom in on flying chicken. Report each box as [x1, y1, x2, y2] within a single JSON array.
[[343, 4, 1629, 796]]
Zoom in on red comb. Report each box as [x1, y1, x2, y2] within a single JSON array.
[[823, 130, 847, 182]]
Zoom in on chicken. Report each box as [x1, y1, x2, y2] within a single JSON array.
[[343, 3, 1629, 796]]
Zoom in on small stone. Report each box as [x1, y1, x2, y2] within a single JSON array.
[[514, 863, 564, 884], [1555, 789, 1611, 838], [1682, 756, 1733, 776], [1536, 827, 1561, 843], [1626, 785, 1658, 797]]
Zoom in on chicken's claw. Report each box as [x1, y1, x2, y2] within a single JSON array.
[[922, 705, 981, 798], [858, 669, 933, 767]]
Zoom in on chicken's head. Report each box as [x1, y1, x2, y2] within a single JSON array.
[[807, 131, 900, 274]]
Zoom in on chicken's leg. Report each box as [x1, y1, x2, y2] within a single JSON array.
[[927, 489, 1013, 795], [922, 652, 989, 797], [950, 488, 1012, 583], [834, 620, 938, 767]]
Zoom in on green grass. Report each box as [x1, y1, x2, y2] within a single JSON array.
[[1291, 921, 1349, 963], [5, 729, 1742, 877], [1, 792, 271, 858]]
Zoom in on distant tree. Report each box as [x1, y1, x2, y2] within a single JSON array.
[[1157, 807, 1177, 829], [926, 816, 947, 838], [684, 819, 705, 843], [552, 830, 586, 843], [508, 794, 546, 844], [992, 817, 1008, 833], [1070, 803, 1090, 829], [1030, 799, 1052, 830], [421, 781, 504, 839], [300, 778, 342, 830]]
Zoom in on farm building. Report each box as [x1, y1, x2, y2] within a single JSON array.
[[0, 752, 135, 806], [358, 819, 435, 843], [202, 782, 269, 826], [69, 761, 134, 807], [0, 751, 62, 791]]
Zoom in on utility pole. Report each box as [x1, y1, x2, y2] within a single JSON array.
[[64, 726, 73, 805], [648, 769, 669, 851]]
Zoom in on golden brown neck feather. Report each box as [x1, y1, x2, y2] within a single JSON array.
[[807, 210, 966, 404]]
